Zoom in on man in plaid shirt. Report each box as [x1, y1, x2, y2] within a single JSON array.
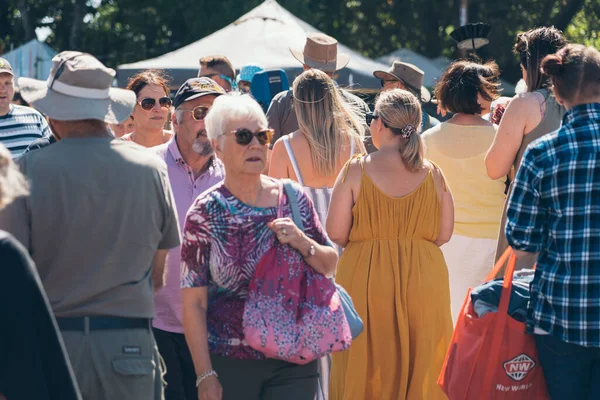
[[505, 44, 600, 399]]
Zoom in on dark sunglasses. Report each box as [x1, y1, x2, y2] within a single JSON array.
[[380, 79, 400, 88], [366, 112, 381, 125], [178, 105, 210, 121], [138, 96, 172, 111], [226, 128, 274, 146]]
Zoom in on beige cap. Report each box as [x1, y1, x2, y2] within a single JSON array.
[[373, 61, 431, 102], [18, 51, 136, 124], [290, 33, 350, 72]]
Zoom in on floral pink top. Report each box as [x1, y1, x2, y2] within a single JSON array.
[[180, 181, 331, 359]]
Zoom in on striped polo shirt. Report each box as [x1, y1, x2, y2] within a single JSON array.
[[0, 104, 51, 158]]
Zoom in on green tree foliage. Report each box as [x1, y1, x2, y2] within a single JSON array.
[[0, 0, 597, 85]]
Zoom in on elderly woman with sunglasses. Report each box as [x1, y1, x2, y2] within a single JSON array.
[[121, 69, 173, 147], [180, 95, 338, 400]]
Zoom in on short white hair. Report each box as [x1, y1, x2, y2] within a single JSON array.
[[0, 144, 29, 209], [204, 95, 268, 141]]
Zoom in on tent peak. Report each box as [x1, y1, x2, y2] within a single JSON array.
[[234, 16, 284, 26]]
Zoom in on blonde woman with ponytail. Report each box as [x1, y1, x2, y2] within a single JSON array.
[[327, 89, 454, 400]]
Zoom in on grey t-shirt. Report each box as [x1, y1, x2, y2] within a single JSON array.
[[0, 138, 180, 318]]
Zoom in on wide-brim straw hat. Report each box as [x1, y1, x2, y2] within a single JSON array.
[[290, 33, 350, 72], [373, 61, 431, 103], [18, 51, 135, 124]]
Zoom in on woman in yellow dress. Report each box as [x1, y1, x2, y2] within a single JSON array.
[[327, 89, 454, 400]]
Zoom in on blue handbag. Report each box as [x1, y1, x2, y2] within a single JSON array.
[[282, 180, 364, 339]]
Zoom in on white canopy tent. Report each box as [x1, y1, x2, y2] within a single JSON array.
[[2, 39, 56, 81], [117, 0, 388, 89]]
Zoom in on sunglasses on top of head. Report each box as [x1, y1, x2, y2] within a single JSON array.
[[178, 105, 210, 121], [208, 74, 236, 90], [138, 96, 172, 111], [225, 128, 274, 146]]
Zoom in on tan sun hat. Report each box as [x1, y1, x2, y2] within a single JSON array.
[[373, 61, 431, 103], [17, 51, 136, 124], [290, 33, 350, 72]]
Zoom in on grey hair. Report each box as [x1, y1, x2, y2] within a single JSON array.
[[174, 108, 185, 125], [0, 144, 29, 209], [204, 95, 268, 141]]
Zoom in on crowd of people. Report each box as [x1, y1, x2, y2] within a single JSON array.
[[0, 25, 599, 400]]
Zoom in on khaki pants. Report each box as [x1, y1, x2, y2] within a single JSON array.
[[61, 327, 165, 400]]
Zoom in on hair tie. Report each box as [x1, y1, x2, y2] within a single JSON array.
[[401, 124, 416, 139]]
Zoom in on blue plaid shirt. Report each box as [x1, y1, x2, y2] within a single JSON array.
[[506, 103, 600, 347]]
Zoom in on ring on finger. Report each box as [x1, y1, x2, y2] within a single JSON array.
[[281, 228, 287, 236]]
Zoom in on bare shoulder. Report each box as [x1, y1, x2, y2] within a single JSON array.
[[423, 159, 449, 193], [289, 130, 307, 145], [509, 92, 542, 112], [342, 155, 364, 186]]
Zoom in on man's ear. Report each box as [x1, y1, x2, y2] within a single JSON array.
[[171, 110, 178, 127], [211, 138, 220, 153]]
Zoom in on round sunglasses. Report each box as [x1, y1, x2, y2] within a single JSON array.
[[178, 106, 210, 121], [226, 128, 274, 146], [138, 96, 172, 111]]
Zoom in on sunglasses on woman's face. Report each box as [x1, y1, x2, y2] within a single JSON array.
[[366, 112, 380, 125], [178, 106, 210, 121], [138, 96, 172, 111], [226, 128, 274, 146]]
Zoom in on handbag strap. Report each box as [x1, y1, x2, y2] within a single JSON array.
[[481, 249, 518, 398], [484, 247, 512, 282], [282, 179, 305, 231], [277, 179, 286, 219]]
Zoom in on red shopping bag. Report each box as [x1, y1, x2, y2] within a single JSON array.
[[438, 248, 549, 399]]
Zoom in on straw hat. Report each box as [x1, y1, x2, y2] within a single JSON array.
[[290, 33, 350, 72], [18, 51, 136, 124], [373, 61, 431, 103]]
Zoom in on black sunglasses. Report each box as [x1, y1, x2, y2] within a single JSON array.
[[226, 128, 274, 146], [178, 105, 210, 121], [138, 96, 172, 111], [366, 112, 381, 125], [380, 79, 400, 88]]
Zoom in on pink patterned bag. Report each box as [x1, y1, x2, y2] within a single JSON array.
[[242, 181, 352, 364]]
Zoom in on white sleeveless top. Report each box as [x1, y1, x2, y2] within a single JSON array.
[[282, 134, 356, 226]]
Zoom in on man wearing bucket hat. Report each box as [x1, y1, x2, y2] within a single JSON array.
[[373, 61, 440, 132], [0, 57, 53, 158], [0, 51, 181, 400], [153, 77, 225, 400], [266, 33, 371, 158]]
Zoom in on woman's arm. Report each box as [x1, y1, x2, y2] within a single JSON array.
[[485, 95, 539, 180], [431, 165, 454, 247], [182, 287, 222, 400], [267, 138, 290, 179], [326, 160, 361, 248], [269, 218, 338, 277]]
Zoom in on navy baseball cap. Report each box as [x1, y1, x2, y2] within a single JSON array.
[[173, 77, 225, 109]]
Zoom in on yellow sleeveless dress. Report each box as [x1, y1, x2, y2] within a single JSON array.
[[330, 159, 453, 400]]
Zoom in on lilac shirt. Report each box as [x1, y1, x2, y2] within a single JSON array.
[[154, 136, 225, 333]]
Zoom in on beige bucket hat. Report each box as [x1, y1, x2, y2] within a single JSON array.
[[373, 61, 431, 103], [290, 33, 350, 72], [18, 51, 136, 124]]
